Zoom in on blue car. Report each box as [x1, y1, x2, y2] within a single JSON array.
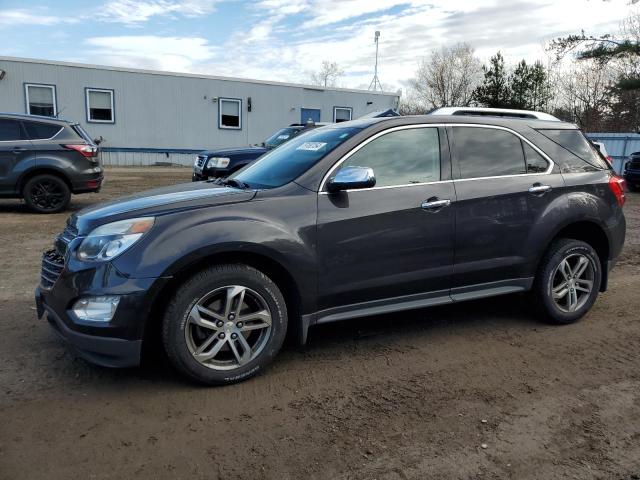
[[624, 153, 640, 191], [192, 124, 318, 181]]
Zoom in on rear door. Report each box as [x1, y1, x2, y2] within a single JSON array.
[[316, 125, 456, 313], [449, 125, 564, 292], [0, 119, 32, 194]]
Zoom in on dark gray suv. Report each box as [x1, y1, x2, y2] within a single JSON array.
[[0, 113, 103, 213], [36, 115, 626, 385]]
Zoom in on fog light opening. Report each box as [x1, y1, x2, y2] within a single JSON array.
[[72, 296, 120, 322]]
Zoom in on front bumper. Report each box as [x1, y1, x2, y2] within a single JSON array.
[[35, 257, 168, 368], [36, 287, 142, 367], [192, 167, 234, 182]]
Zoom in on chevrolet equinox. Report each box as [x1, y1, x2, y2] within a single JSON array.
[[35, 115, 626, 385]]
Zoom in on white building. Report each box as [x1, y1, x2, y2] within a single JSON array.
[[0, 56, 399, 166]]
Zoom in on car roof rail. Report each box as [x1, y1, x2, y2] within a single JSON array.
[[429, 107, 560, 121]]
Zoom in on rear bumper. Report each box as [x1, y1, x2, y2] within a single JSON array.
[[36, 287, 141, 367], [72, 172, 104, 194]]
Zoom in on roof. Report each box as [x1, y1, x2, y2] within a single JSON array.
[[430, 107, 560, 122], [0, 112, 73, 124], [0, 55, 399, 97], [325, 114, 575, 131]]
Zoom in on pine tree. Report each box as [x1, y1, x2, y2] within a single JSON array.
[[473, 52, 511, 108]]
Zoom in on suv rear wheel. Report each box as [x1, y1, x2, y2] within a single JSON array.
[[533, 239, 602, 324], [23, 174, 71, 213], [162, 264, 287, 385]]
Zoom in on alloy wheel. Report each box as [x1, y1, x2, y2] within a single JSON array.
[[551, 253, 595, 313], [184, 285, 272, 370], [30, 179, 65, 211]]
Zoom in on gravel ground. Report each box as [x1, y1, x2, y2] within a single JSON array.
[[0, 167, 639, 480]]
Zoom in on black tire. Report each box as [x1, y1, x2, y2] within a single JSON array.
[[532, 238, 602, 324], [162, 264, 287, 385], [23, 174, 71, 213]]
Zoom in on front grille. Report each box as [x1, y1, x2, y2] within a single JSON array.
[[195, 155, 207, 169], [41, 249, 64, 290]]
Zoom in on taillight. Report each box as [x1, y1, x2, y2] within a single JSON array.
[[606, 155, 613, 165], [64, 144, 97, 158], [608, 175, 626, 207]]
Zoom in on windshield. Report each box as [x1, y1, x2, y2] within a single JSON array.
[[232, 126, 362, 189], [264, 127, 300, 149]]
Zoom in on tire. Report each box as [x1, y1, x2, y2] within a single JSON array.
[[162, 264, 288, 385], [23, 174, 71, 213], [532, 239, 602, 324]]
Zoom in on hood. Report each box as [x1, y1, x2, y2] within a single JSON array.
[[70, 181, 256, 233], [201, 145, 268, 157]]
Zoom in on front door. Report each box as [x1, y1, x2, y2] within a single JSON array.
[[317, 126, 456, 314], [301, 108, 321, 124]]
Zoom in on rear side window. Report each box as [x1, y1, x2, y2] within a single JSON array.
[[453, 127, 526, 179], [537, 129, 607, 171], [523, 142, 549, 173], [23, 121, 62, 140], [0, 119, 25, 141], [341, 127, 441, 187]]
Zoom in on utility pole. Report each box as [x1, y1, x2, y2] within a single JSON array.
[[368, 30, 383, 92]]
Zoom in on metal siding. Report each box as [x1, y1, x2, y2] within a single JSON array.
[[0, 58, 398, 166], [586, 133, 640, 173]]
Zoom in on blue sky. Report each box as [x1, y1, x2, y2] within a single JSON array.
[[0, 0, 635, 90]]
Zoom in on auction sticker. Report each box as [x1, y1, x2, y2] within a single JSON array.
[[296, 142, 327, 151]]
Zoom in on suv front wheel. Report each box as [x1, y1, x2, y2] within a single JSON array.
[[162, 264, 288, 385], [533, 239, 602, 324], [23, 174, 71, 213]]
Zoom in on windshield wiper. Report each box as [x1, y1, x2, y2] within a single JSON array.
[[222, 178, 251, 189]]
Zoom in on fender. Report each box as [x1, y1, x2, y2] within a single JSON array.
[[16, 158, 72, 191]]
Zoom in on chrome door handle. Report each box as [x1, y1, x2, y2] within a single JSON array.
[[528, 184, 551, 194], [12, 147, 26, 154], [421, 199, 451, 210]]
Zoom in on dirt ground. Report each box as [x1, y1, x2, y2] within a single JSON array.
[[1, 167, 639, 480]]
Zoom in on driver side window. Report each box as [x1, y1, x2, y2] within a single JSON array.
[[341, 127, 441, 188]]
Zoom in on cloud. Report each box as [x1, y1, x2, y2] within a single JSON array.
[[98, 0, 222, 24], [0, 8, 78, 26], [85, 36, 219, 71]]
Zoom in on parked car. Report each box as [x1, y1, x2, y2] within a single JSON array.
[[192, 124, 320, 181], [36, 114, 626, 385], [0, 113, 103, 213], [592, 141, 613, 166], [624, 151, 640, 191]]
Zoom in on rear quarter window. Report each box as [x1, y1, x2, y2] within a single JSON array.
[[537, 129, 608, 172], [23, 121, 62, 140]]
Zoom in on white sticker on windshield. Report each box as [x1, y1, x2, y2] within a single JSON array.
[[296, 142, 327, 151], [277, 134, 290, 140]]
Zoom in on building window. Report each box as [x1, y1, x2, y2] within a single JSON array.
[[333, 106, 353, 123], [86, 88, 115, 123], [25, 84, 57, 117], [219, 98, 242, 129]]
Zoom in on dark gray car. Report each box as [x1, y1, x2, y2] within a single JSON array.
[[0, 113, 104, 213], [36, 114, 626, 385]]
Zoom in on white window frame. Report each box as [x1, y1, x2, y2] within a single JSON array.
[[25, 83, 57, 117], [85, 88, 115, 124], [333, 106, 353, 123], [218, 97, 242, 130]]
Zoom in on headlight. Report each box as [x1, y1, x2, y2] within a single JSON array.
[[193, 156, 201, 167], [209, 157, 230, 168], [77, 217, 155, 262]]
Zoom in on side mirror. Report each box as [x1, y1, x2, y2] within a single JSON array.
[[326, 166, 376, 193]]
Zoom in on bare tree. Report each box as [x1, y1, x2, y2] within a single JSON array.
[[409, 43, 483, 109], [309, 61, 344, 88], [556, 60, 615, 131]]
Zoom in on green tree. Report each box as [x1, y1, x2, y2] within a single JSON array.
[[473, 52, 512, 108]]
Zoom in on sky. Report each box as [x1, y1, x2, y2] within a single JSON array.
[[0, 0, 636, 92]]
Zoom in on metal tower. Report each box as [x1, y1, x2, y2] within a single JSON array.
[[368, 30, 383, 92]]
